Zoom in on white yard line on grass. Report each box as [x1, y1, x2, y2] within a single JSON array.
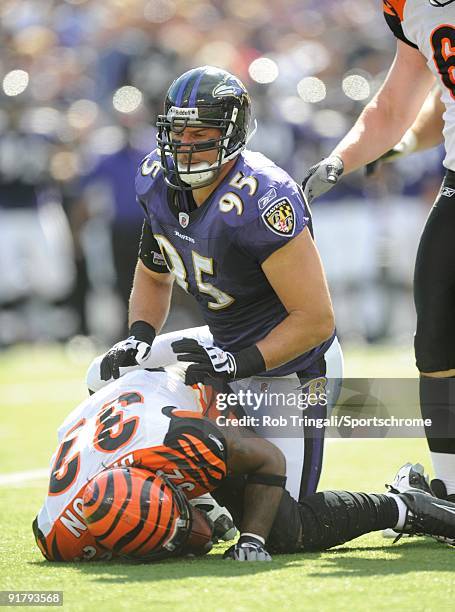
[[0, 440, 380, 489], [0, 468, 48, 486]]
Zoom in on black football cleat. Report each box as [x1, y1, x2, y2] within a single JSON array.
[[383, 463, 432, 539], [430, 478, 455, 503], [395, 490, 455, 545]]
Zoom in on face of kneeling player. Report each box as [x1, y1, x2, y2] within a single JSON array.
[[82, 466, 214, 561]]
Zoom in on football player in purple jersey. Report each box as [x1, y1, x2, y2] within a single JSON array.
[[87, 66, 343, 504]]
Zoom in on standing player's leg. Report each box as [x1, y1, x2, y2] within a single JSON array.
[[230, 337, 343, 502], [414, 172, 455, 501], [298, 337, 343, 499]]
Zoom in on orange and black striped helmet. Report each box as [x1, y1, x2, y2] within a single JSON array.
[[82, 466, 192, 561]]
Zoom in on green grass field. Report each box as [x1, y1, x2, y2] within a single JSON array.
[[0, 344, 453, 611]]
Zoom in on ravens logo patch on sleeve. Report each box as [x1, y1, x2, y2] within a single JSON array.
[[261, 198, 295, 237]]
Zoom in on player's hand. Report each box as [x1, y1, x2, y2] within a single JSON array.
[[171, 338, 237, 385], [100, 321, 155, 381], [301, 155, 344, 204], [365, 148, 401, 176], [223, 536, 272, 562], [365, 146, 411, 176]]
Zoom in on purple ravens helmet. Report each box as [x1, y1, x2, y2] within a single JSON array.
[[156, 66, 252, 190]]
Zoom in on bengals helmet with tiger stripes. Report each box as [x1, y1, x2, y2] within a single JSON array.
[[82, 466, 213, 561]]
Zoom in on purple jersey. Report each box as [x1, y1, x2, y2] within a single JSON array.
[[136, 149, 334, 376]]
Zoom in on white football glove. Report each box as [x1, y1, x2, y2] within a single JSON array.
[[301, 155, 344, 204], [99, 321, 156, 381], [100, 336, 153, 381], [190, 494, 237, 542], [223, 535, 272, 562]]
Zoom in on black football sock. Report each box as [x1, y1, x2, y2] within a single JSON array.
[[420, 376, 455, 453], [420, 376, 455, 496], [299, 490, 398, 552]]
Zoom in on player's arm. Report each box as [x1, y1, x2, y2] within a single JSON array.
[[302, 40, 435, 202], [129, 259, 174, 332], [366, 87, 445, 174], [406, 86, 445, 152], [331, 41, 435, 174], [257, 226, 334, 370], [129, 218, 174, 332], [98, 220, 174, 380], [222, 425, 286, 560]]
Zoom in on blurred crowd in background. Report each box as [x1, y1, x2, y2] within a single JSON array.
[[0, 0, 445, 352]]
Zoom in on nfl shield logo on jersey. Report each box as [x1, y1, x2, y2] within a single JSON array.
[[262, 198, 295, 237], [179, 212, 190, 228]]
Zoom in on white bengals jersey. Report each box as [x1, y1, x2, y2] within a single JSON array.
[[33, 369, 226, 561], [384, 0, 455, 170]]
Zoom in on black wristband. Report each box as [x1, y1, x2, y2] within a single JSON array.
[[246, 473, 287, 488], [128, 320, 156, 345], [235, 345, 266, 379]]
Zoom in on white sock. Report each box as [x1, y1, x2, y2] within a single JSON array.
[[386, 493, 408, 530], [431, 452, 455, 496]]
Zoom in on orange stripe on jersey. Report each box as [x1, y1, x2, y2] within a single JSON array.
[[35, 486, 107, 561], [383, 0, 406, 21], [168, 409, 203, 420], [177, 434, 226, 481], [135, 445, 203, 478], [173, 439, 212, 489], [193, 384, 208, 412], [133, 446, 213, 497]]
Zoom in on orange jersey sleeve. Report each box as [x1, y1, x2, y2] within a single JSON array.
[[383, 0, 406, 21], [133, 410, 227, 499], [383, 0, 418, 48]]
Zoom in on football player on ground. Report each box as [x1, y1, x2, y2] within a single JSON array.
[[86, 65, 343, 504], [301, 0, 455, 503], [33, 368, 455, 562]]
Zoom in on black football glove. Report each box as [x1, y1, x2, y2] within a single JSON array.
[[301, 155, 344, 204], [171, 338, 265, 386], [365, 146, 404, 176], [365, 130, 417, 176], [100, 321, 156, 381], [223, 535, 272, 562], [172, 339, 237, 385]]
